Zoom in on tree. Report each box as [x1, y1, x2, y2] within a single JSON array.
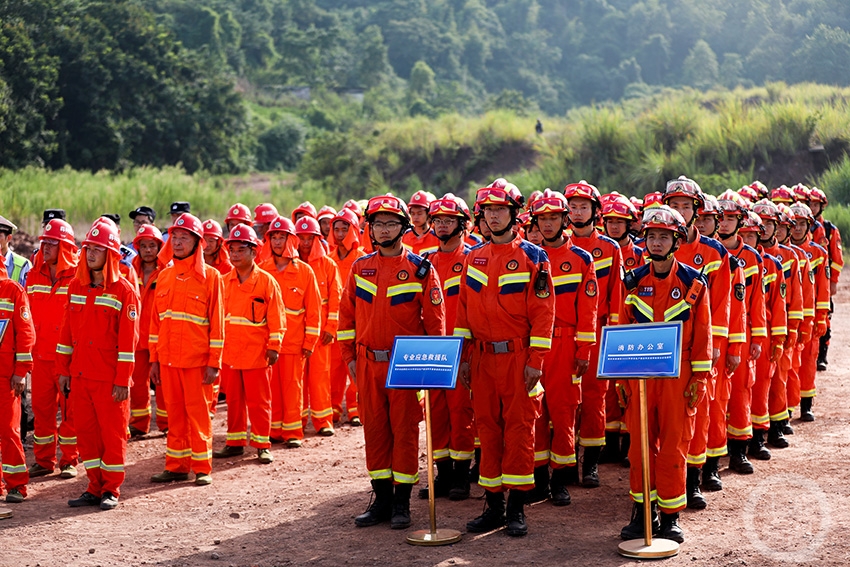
[[682, 40, 719, 90], [409, 60, 436, 99], [788, 25, 850, 86], [257, 115, 307, 171], [637, 34, 671, 85], [719, 53, 744, 89], [357, 25, 391, 89]]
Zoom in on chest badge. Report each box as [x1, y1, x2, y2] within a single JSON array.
[[693, 253, 703, 266], [506, 259, 519, 271], [592, 248, 603, 258], [452, 263, 463, 273], [625, 257, 636, 267], [671, 287, 682, 300], [397, 270, 409, 281], [560, 261, 572, 273]]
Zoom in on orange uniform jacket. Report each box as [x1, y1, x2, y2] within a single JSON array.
[[222, 266, 286, 369], [259, 257, 321, 355], [571, 232, 622, 325], [789, 244, 815, 341], [26, 266, 75, 362], [0, 279, 35, 379], [132, 258, 164, 350], [675, 231, 731, 344], [332, 246, 366, 280], [547, 241, 598, 359], [308, 255, 342, 340], [727, 261, 747, 357], [728, 241, 767, 346], [207, 252, 234, 276], [402, 228, 440, 256], [763, 243, 804, 339], [619, 239, 645, 272], [430, 244, 470, 334], [55, 278, 140, 387], [149, 260, 225, 369], [811, 220, 843, 283], [797, 240, 830, 325], [762, 253, 789, 343]]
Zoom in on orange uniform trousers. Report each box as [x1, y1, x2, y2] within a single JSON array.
[[707, 340, 732, 457], [302, 341, 333, 431], [161, 367, 213, 475], [0, 384, 28, 497], [770, 344, 793, 423], [431, 383, 475, 463], [357, 347, 420, 484], [624, 372, 696, 513], [605, 380, 626, 434], [799, 338, 819, 399], [726, 347, 755, 441], [579, 328, 607, 448], [689, 338, 726, 465], [31, 359, 78, 469], [129, 349, 167, 433], [752, 351, 778, 431], [535, 333, 580, 469], [271, 354, 306, 440], [472, 347, 537, 492], [330, 341, 358, 422], [222, 367, 272, 449], [72, 377, 130, 498], [787, 343, 804, 408]]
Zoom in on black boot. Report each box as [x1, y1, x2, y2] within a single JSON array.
[[728, 439, 754, 474], [686, 467, 707, 510], [620, 501, 660, 540], [817, 334, 829, 371], [620, 433, 631, 468], [354, 479, 393, 527], [783, 412, 795, 434], [658, 511, 685, 543], [800, 397, 815, 422], [581, 446, 601, 488], [449, 459, 471, 500], [418, 459, 453, 499], [599, 431, 620, 464], [701, 456, 722, 491], [549, 467, 572, 506], [525, 465, 550, 503], [748, 429, 772, 461], [505, 489, 528, 537], [466, 490, 506, 533], [468, 447, 481, 483], [391, 484, 412, 529], [767, 420, 789, 448], [564, 463, 580, 485]]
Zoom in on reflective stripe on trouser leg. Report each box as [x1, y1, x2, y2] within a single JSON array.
[[303, 341, 333, 431], [541, 334, 580, 469], [768, 346, 792, 422], [430, 389, 452, 462], [222, 367, 248, 447], [786, 343, 802, 408], [243, 367, 272, 448], [0, 384, 28, 494], [707, 360, 732, 457], [129, 348, 153, 433], [579, 338, 607, 447], [154, 380, 168, 432], [31, 359, 60, 469], [690, 338, 725, 464], [270, 354, 305, 440], [799, 338, 818, 398], [161, 367, 213, 475], [727, 344, 754, 440], [751, 353, 775, 431], [330, 341, 358, 419]]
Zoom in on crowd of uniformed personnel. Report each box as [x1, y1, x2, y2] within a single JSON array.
[[0, 176, 840, 542]]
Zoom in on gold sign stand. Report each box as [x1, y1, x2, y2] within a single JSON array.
[[0, 507, 12, 520]]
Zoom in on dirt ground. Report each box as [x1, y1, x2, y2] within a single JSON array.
[[6, 296, 850, 567]]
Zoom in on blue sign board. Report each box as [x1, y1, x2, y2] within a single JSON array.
[[0, 319, 8, 345], [597, 322, 683, 379], [386, 336, 464, 390]]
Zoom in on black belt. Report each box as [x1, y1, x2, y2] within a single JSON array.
[[365, 348, 391, 362], [476, 337, 529, 354]]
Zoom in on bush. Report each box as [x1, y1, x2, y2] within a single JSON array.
[[257, 116, 307, 171]]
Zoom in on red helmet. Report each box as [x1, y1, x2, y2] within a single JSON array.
[[748, 181, 769, 199], [317, 205, 337, 221], [663, 175, 704, 208], [640, 205, 688, 239], [770, 185, 794, 203], [83, 220, 121, 254], [202, 219, 224, 240], [226, 223, 260, 246], [332, 208, 360, 229], [563, 180, 601, 206], [518, 211, 532, 228], [291, 201, 318, 220], [643, 191, 663, 209], [254, 203, 280, 224], [717, 189, 747, 219], [776, 203, 795, 225], [225, 203, 252, 224], [266, 215, 296, 236], [171, 213, 205, 240], [629, 195, 644, 212], [295, 216, 322, 236], [530, 188, 568, 216], [791, 183, 811, 202], [790, 202, 814, 224], [40, 219, 76, 246], [809, 187, 828, 206], [342, 199, 363, 218], [132, 224, 164, 247], [739, 211, 764, 234], [738, 186, 759, 202], [752, 199, 780, 222], [408, 190, 435, 210], [487, 178, 508, 189], [429, 193, 471, 221], [526, 190, 545, 210], [475, 183, 523, 209], [366, 194, 411, 222], [697, 194, 722, 217], [602, 197, 638, 221]]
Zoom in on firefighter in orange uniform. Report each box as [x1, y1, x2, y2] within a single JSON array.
[[329, 209, 365, 426], [808, 188, 841, 370], [454, 184, 554, 537], [565, 180, 622, 488], [527, 189, 597, 507], [225, 203, 253, 233], [203, 219, 233, 276], [213, 224, 284, 464], [402, 190, 440, 255], [317, 206, 337, 239], [295, 216, 341, 436], [149, 213, 224, 486], [26, 220, 80, 479], [129, 224, 167, 436], [0, 257, 35, 503], [618, 206, 712, 544], [292, 201, 318, 222], [259, 216, 321, 446], [56, 220, 139, 510], [338, 194, 445, 530]]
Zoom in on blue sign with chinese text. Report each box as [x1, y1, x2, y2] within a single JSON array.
[[0, 319, 8, 345], [386, 336, 464, 390], [597, 322, 682, 379]]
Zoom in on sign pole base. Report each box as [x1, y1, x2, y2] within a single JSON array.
[[0, 508, 12, 520], [406, 528, 463, 546], [618, 538, 679, 559]]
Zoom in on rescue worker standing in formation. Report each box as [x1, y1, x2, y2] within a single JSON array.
[[454, 183, 555, 537], [618, 206, 712, 543], [338, 194, 445, 530], [213, 224, 284, 464], [149, 213, 224, 486], [27, 219, 80, 478], [807, 188, 842, 371], [402, 191, 440, 256], [56, 220, 140, 510]]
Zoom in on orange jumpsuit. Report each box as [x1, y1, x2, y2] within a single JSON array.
[[329, 246, 366, 422], [27, 251, 78, 470], [130, 257, 167, 433], [812, 219, 844, 283], [751, 253, 787, 431], [430, 244, 475, 464], [302, 254, 342, 432], [454, 238, 554, 491], [206, 249, 233, 276], [796, 239, 830, 401], [570, 232, 622, 449], [56, 275, 139, 498], [535, 240, 597, 469], [259, 257, 321, 441], [620, 260, 712, 513], [338, 251, 445, 485], [0, 272, 34, 497], [402, 228, 440, 256], [149, 257, 224, 476], [787, 244, 814, 407], [221, 266, 285, 449]]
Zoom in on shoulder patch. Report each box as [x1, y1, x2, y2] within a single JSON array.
[[430, 287, 442, 305]]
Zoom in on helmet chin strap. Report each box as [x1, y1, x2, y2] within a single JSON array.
[[533, 215, 565, 244], [647, 237, 679, 262], [437, 223, 464, 243], [570, 217, 594, 229], [486, 209, 518, 237]]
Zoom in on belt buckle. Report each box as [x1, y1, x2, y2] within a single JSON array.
[[374, 349, 390, 362], [492, 341, 510, 354]]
